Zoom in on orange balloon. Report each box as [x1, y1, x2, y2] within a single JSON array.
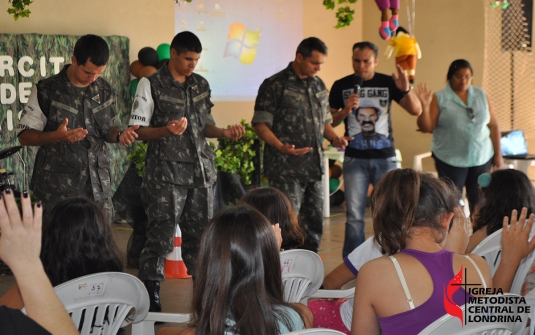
[[130, 60, 144, 78], [139, 65, 158, 78]]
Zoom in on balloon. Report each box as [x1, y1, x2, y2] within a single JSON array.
[[130, 60, 144, 78], [139, 65, 157, 78], [329, 178, 340, 193], [330, 165, 342, 179], [156, 43, 171, 61], [130, 79, 139, 97], [138, 47, 159, 67]]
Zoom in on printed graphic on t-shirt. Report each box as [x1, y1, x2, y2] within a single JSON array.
[[343, 87, 391, 150]]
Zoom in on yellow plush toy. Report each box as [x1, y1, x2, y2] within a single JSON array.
[[385, 26, 422, 84]]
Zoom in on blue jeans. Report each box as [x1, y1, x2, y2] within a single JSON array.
[[342, 156, 398, 258]]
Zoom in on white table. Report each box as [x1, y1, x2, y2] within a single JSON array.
[[504, 157, 535, 175], [323, 148, 345, 217]]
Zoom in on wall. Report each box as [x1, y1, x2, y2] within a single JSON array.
[[0, 0, 362, 128], [1, 0, 486, 170], [0, 0, 175, 63], [212, 1, 363, 127], [361, 0, 485, 169]]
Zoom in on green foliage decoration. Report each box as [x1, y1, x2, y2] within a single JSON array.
[[7, 0, 32, 20], [323, 0, 358, 29], [128, 142, 148, 178], [210, 119, 258, 185]]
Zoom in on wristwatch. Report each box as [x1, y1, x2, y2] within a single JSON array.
[[116, 131, 122, 143], [401, 86, 413, 96]]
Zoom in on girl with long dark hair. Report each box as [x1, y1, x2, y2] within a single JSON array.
[[178, 205, 312, 335], [240, 187, 305, 250], [0, 197, 123, 308]]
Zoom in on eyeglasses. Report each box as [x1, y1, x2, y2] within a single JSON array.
[[454, 74, 473, 81], [467, 107, 476, 123]]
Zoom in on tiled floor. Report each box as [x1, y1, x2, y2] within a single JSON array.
[[0, 203, 374, 334]]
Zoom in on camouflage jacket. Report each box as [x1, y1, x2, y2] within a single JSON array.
[[133, 65, 216, 188], [252, 62, 331, 183], [19, 65, 118, 201]]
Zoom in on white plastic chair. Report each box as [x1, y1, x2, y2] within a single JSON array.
[[137, 250, 326, 334], [418, 293, 526, 335], [471, 228, 503, 276], [285, 329, 347, 334], [131, 312, 191, 335], [413, 151, 432, 172], [303, 287, 355, 305], [511, 248, 535, 297], [472, 228, 535, 296], [523, 289, 535, 335], [22, 272, 149, 335], [280, 249, 324, 303]]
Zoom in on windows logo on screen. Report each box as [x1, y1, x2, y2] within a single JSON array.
[[224, 23, 261, 65]]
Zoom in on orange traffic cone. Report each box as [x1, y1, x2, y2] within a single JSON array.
[[164, 225, 191, 279]]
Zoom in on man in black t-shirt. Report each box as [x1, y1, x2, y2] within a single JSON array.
[[329, 41, 422, 257]]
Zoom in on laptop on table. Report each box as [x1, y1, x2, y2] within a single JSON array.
[[501, 130, 535, 160]]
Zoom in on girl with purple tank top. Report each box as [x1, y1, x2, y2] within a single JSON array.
[[378, 249, 476, 335], [351, 169, 491, 335]]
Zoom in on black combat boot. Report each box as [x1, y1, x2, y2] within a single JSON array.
[[144, 280, 162, 312]]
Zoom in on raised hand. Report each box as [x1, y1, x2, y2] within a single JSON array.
[[0, 189, 43, 272], [392, 64, 410, 92], [502, 208, 535, 264], [55, 118, 88, 143], [415, 83, 434, 108]]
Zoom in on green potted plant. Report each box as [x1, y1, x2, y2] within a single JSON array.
[[128, 119, 261, 211], [210, 120, 261, 211], [210, 119, 259, 187]]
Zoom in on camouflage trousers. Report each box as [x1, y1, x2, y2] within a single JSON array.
[[269, 179, 324, 252], [138, 184, 213, 282]]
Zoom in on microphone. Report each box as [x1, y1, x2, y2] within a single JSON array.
[[353, 76, 363, 112], [354, 75, 363, 95]]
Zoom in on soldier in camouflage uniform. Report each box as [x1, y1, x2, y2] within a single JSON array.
[[17, 35, 138, 222], [129, 31, 245, 312], [252, 37, 351, 253]]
